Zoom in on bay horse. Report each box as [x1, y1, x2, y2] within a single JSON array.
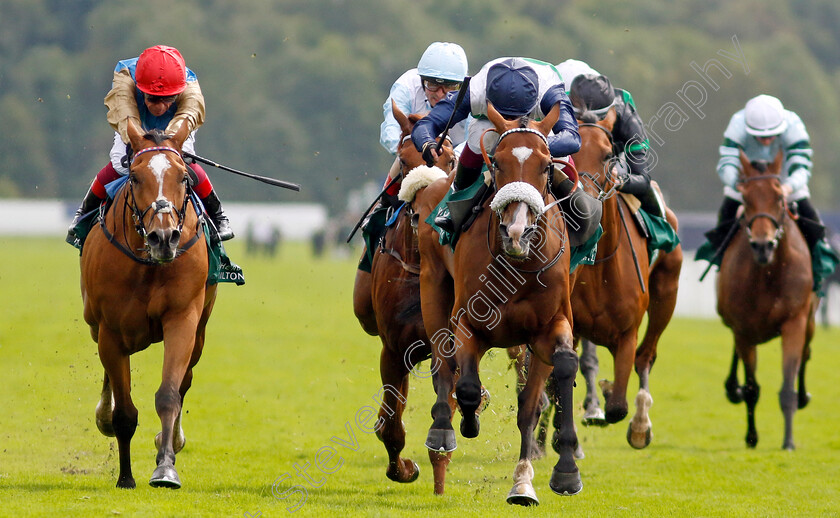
[[718, 151, 815, 450], [569, 109, 683, 449], [80, 120, 216, 488], [351, 101, 459, 493], [411, 101, 582, 505]]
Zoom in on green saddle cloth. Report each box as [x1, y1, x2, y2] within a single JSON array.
[[637, 209, 680, 261], [68, 203, 244, 286], [570, 225, 603, 273]]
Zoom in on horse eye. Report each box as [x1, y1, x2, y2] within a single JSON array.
[[128, 174, 138, 184]]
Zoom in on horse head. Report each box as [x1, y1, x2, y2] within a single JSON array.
[[574, 108, 618, 198], [393, 100, 456, 175], [486, 101, 560, 258], [125, 119, 193, 263], [737, 150, 786, 265]]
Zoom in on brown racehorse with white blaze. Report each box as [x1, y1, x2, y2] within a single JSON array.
[[718, 150, 815, 450], [81, 119, 216, 489], [411, 102, 581, 505]]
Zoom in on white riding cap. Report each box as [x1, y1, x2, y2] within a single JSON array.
[[417, 42, 468, 82], [744, 94, 788, 137]]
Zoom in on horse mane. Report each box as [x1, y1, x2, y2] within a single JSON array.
[[579, 111, 599, 124], [142, 129, 172, 146]]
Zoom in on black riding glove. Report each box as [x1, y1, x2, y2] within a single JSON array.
[[421, 141, 437, 168]]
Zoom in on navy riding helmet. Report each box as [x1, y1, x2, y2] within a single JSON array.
[[486, 58, 539, 117]]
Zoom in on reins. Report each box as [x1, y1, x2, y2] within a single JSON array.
[[100, 146, 202, 265]]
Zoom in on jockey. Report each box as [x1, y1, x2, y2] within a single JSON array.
[[556, 59, 664, 219], [66, 45, 233, 244], [712, 94, 824, 256], [378, 41, 469, 207], [412, 57, 580, 232]]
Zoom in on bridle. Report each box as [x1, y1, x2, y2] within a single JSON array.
[[576, 122, 621, 200], [738, 173, 790, 244], [101, 145, 201, 265], [482, 126, 566, 286]]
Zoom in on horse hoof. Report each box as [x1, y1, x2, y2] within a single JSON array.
[[425, 428, 457, 453], [116, 476, 136, 489], [460, 414, 480, 439], [506, 483, 540, 506], [798, 391, 811, 409], [549, 468, 582, 496], [149, 465, 181, 489], [582, 407, 607, 427], [627, 425, 652, 449], [386, 460, 420, 483], [604, 406, 628, 424], [746, 432, 758, 449]]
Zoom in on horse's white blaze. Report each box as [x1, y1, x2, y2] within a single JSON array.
[[511, 146, 533, 167], [507, 202, 530, 253], [149, 154, 172, 222]]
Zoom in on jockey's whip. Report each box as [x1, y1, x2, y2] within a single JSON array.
[[435, 75, 471, 155], [182, 151, 301, 191]]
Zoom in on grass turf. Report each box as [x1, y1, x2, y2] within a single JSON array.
[[1, 237, 839, 517]]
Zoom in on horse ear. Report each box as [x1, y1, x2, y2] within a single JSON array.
[[168, 121, 192, 151], [392, 99, 412, 137], [771, 149, 784, 173], [602, 106, 617, 130], [486, 101, 507, 132], [125, 118, 145, 152], [537, 102, 561, 136], [738, 150, 751, 177]]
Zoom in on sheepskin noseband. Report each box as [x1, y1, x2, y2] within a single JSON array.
[[490, 181, 545, 216]]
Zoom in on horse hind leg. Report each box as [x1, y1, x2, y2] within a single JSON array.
[[375, 348, 420, 486], [579, 339, 606, 426], [95, 373, 116, 437]]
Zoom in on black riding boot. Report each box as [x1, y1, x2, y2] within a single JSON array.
[[66, 186, 104, 244], [793, 198, 826, 256], [434, 163, 482, 232], [202, 190, 234, 243], [638, 185, 665, 218]]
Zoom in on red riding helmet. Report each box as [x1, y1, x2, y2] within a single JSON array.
[[135, 45, 187, 96]]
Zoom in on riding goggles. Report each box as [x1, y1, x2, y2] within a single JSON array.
[[144, 93, 178, 104], [422, 78, 461, 93]]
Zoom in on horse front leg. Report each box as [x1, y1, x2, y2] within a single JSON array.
[[95, 373, 115, 437], [724, 348, 743, 403], [604, 335, 634, 424], [506, 359, 552, 506], [97, 330, 138, 489], [453, 319, 483, 439], [544, 319, 583, 496], [736, 340, 760, 448], [150, 316, 198, 489], [779, 316, 807, 450]]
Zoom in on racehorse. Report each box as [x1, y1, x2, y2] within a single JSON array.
[[80, 120, 216, 488], [718, 151, 815, 450], [352, 101, 459, 494], [569, 109, 683, 448], [411, 101, 582, 505]]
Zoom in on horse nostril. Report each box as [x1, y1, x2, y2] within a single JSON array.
[[169, 229, 181, 248], [499, 223, 509, 239], [147, 232, 161, 248]]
